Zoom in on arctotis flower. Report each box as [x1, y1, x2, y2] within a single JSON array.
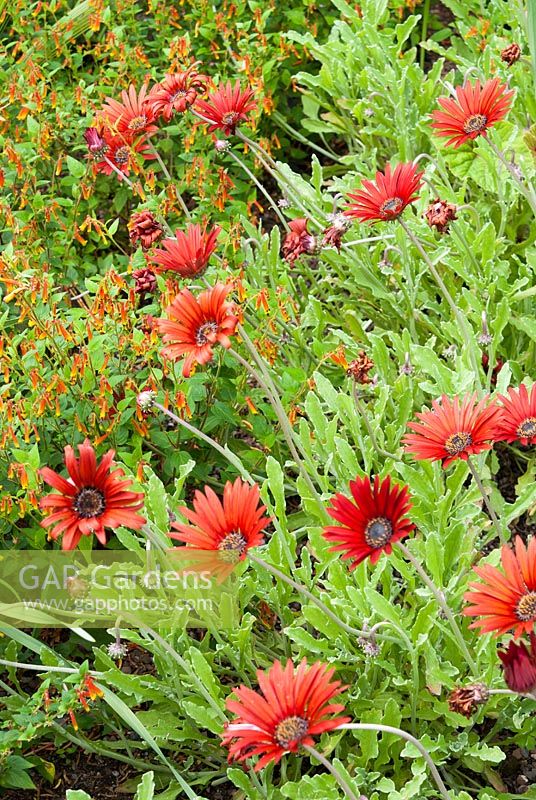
[[170, 478, 269, 568], [499, 633, 536, 694], [464, 537, 536, 638], [39, 440, 145, 550], [403, 393, 502, 468], [344, 162, 423, 224], [99, 83, 158, 138], [128, 211, 163, 250], [323, 475, 415, 569], [194, 80, 257, 136], [425, 198, 458, 234], [151, 224, 221, 277], [222, 659, 350, 770], [92, 132, 153, 179], [431, 79, 514, 148], [156, 283, 238, 377], [448, 684, 489, 718], [282, 218, 316, 265], [145, 65, 209, 121], [496, 383, 536, 446]]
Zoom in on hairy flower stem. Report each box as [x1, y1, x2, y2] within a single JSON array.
[[103, 157, 135, 189], [229, 347, 326, 516], [151, 400, 253, 482], [398, 218, 483, 396], [303, 744, 361, 800], [396, 542, 477, 673], [146, 141, 192, 219], [486, 137, 536, 216], [466, 456, 505, 543], [249, 552, 393, 641], [337, 724, 453, 800], [226, 149, 290, 230], [353, 388, 398, 460]]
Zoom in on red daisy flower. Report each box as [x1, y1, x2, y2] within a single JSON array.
[[222, 659, 350, 770], [194, 80, 257, 136], [498, 633, 536, 694], [91, 131, 153, 179], [431, 79, 514, 148], [464, 537, 536, 638], [99, 83, 158, 138], [496, 383, 536, 446], [282, 218, 316, 264], [344, 162, 423, 224], [403, 393, 502, 468], [151, 223, 221, 277], [145, 65, 209, 121], [323, 475, 415, 569], [170, 478, 269, 567], [156, 283, 238, 377], [39, 440, 146, 550]]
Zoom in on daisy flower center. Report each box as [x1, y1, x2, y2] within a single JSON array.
[[73, 487, 106, 519], [364, 516, 393, 548], [516, 591, 536, 622], [274, 715, 309, 748], [462, 114, 487, 134], [380, 197, 403, 217], [517, 417, 536, 438], [222, 111, 240, 126], [444, 431, 473, 456], [128, 115, 147, 131], [196, 321, 219, 345], [171, 90, 188, 101], [114, 146, 130, 166], [217, 531, 248, 563]]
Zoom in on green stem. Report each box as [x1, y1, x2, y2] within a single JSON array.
[[353, 388, 398, 460], [396, 542, 477, 674], [303, 744, 360, 800], [466, 455, 505, 543], [420, 0, 431, 70], [227, 149, 290, 230], [486, 136, 536, 216], [147, 140, 192, 219], [103, 156, 135, 189]]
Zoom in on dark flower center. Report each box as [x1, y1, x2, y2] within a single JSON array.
[[463, 114, 487, 134], [128, 115, 147, 131], [73, 487, 106, 519], [516, 591, 536, 622], [380, 197, 403, 217], [222, 111, 240, 126], [444, 431, 473, 456], [217, 531, 248, 564], [364, 516, 393, 548], [171, 89, 188, 101], [196, 321, 219, 345], [517, 417, 536, 438], [114, 146, 130, 166], [274, 715, 309, 748]]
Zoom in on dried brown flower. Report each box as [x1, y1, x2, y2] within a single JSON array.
[[448, 684, 489, 718]]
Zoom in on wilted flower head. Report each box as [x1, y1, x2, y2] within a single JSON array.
[[448, 684, 489, 717], [322, 213, 352, 250], [128, 211, 163, 250], [84, 127, 108, 157], [346, 351, 374, 384], [137, 390, 156, 412], [282, 218, 316, 265], [424, 198, 458, 234], [478, 311, 493, 346], [501, 43, 521, 66], [133, 268, 157, 295], [499, 634, 536, 694]]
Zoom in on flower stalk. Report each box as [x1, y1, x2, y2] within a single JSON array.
[[303, 744, 361, 800], [466, 455, 505, 543]]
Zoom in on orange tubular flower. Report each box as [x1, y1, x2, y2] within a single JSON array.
[[156, 283, 238, 377], [39, 440, 145, 550], [464, 537, 536, 639], [151, 223, 221, 277], [99, 83, 158, 138], [496, 384, 536, 446], [194, 80, 257, 136], [403, 393, 502, 468], [344, 162, 423, 224], [222, 659, 350, 770], [145, 65, 209, 121], [323, 475, 415, 569], [431, 79, 514, 148]]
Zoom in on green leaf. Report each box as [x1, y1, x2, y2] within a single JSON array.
[[135, 771, 155, 800], [66, 792, 92, 800]]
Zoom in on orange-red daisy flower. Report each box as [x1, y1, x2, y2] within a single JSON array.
[[156, 283, 238, 377], [39, 440, 145, 550], [496, 383, 536, 446], [170, 478, 269, 567], [431, 78, 514, 148], [344, 162, 423, 224], [498, 633, 536, 694], [222, 659, 350, 770], [151, 223, 221, 277], [99, 83, 158, 138], [464, 537, 536, 638], [145, 65, 209, 121], [403, 393, 502, 468], [194, 80, 257, 136], [323, 475, 415, 569], [91, 131, 153, 179], [282, 218, 316, 264]]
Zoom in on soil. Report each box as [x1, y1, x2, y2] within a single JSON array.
[[500, 747, 536, 794], [494, 443, 536, 541]]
